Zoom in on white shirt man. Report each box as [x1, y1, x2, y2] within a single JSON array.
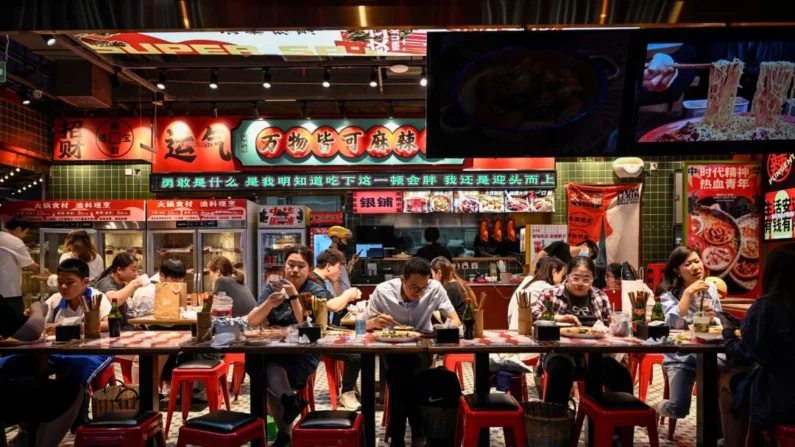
[[0, 219, 40, 312]]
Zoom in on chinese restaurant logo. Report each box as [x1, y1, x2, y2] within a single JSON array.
[[260, 206, 305, 226], [95, 119, 134, 157], [766, 154, 795, 186]]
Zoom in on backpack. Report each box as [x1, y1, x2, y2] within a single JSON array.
[[413, 366, 462, 408]]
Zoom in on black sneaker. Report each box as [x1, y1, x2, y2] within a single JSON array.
[[280, 392, 308, 426], [389, 439, 406, 447], [272, 431, 291, 447]]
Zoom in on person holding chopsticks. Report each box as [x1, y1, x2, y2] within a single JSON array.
[[508, 256, 566, 331], [43, 258, 111, 332]]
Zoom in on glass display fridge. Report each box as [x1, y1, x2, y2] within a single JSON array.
[[258, 205, 308, 298], [146, 199, 258, 295], [95, 200, 147, 274]]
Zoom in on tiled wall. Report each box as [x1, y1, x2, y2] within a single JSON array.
[[0, 97, 51, 156], [47, 164, 154, 200]]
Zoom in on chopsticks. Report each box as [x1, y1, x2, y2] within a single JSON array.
[[474, 292, 488, 311], [369, 308, 410, 329], [644, 63, 712, 70], [628, 291, 650, 310], [516, 290, 531, 309]]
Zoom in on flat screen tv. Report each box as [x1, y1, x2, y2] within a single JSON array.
[[426, 29, 637, 158], [630, 26, 795, 155]]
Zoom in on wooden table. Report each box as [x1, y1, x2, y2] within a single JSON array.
[[0, 330, 726, 447], [127, 316, 197, 325]]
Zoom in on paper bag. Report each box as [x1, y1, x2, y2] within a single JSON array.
[[517, 308, 533, 336], [621, 280, 654, 318], [153, 282, 186, 320]]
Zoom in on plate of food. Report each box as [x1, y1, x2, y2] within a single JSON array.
[[430, 194, 453, 213], [374, 330, 421, 343], [0, 337, 44, 346], [507, 196, 531, 212], [560, 327, 608, 339], [691, 206, 741, 278], [244, 327, 285, 340]]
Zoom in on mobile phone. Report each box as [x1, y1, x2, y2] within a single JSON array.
[[717, 311, 741, 330]]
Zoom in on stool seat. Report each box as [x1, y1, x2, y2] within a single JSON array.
[[179, 360, 222, 369], [299, 411, 358, 429], [185, 410, 258, 434], [464, 393, 519, 411], [87, 411, 159, 428], [587, 391, 650, 411]]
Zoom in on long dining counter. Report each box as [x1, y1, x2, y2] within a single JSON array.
[[0, 330, 725, 447]]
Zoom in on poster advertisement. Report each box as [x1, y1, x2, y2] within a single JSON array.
[[685, 163, 762, 298], [258, 205, 307, 228], [566, 183, 643, 270], [403, 191, 431, 213], [763, 154, 795, 241], [527, 225, 569, 267]]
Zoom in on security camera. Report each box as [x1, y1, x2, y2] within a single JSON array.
[[33, 90, 43, 99]]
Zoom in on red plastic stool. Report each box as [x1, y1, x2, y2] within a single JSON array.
[[645, 263, 667, 295], [747, 424, 795, 447], [320, 356, 344, 410], [223, 354, 246, 401], [165, 360, 231, 434], [300, 372, 317, 417], [443, 354, 475, 389], [292, 411, 364, 447], [571, 392, 660, 447], [113, 358, 135, 384], [628, 353, 665, 402], [176, 411, 265, 447], [454, 394, 527, 447], [75, 410, 165, 447], [382, 385, 390, 443]]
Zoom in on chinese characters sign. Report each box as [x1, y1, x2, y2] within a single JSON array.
[[259, 206, 307, 228], [1, 200, 145, 223], [53, 118, 153, 162], [145, 199, 247, 221], [151, 170, 557, 192], [763, 154, 795, 241], [527, 225, 569, 267], [155, 117, 237, 173], [353, 191, 403, 214], [685, 163, 762, 298], [309, 212, 344, 225], [234, 119, 463, 168]]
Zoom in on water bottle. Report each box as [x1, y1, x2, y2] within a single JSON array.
[[355, 313, 367, 337]]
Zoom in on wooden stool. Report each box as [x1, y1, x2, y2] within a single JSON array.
[[292, 411, 364, 447], [165, 360, 231, 434], [572, 392, 659, 447], [176, 411, 265, 447], [75, 411, 165, 447], [454, 393, 527, 447]]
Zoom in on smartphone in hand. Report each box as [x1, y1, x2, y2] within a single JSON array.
[[717, 311, 741, 330]]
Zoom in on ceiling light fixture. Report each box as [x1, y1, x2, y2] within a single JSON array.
[[33, 180, 37, 185], [262, 68, 272, 89], [16, 168, 21, 172], [420, 67, 428, 87], [156, 70, 167, 90], [251, 102, 260, 119], [211, 103, 218, 119], [387, 101, 394, 119], [9, 172, 14, 177], [322, 67, 331, 88], [369, 67, 378, 88], [42, 34, 56, 47], [21, 90, 31, 105], [209, 69, 219, 89]]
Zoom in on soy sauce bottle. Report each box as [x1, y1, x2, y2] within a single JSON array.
[[108, 298, 123, 337]]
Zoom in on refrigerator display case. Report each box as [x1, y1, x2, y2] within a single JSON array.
[[258, 205, 308, 298], [146, 199, 258, 295]]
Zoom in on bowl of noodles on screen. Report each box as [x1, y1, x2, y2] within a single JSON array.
[[638, 44, 795, 142]]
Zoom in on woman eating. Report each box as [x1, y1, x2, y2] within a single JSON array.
[[207, 256, 256, 317], [46, 230, 104, 289], [94, 253, 143, 308], [654, 246, 723, 420], [247, 245, 330, 447], [531, 257, 633, 405], [430, 256, 474, 321], [509, 257, 566, 330]]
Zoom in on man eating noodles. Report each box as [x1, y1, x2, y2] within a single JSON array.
[[366, 257, 461, 447]]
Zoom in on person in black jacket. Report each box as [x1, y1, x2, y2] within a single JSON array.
[[415, 227, 453, 263]]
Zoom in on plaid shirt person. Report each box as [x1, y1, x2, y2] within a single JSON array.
[[531, 281, 612, 323]]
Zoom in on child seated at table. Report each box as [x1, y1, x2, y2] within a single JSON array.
[[44, 258, 111, 332]]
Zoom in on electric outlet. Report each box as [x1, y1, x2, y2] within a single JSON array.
[[124, 169, 133, 176]]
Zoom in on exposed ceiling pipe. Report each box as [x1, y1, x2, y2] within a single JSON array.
[[56, 35, 174, 100]]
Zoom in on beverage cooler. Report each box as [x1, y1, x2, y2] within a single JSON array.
[[146, 199, 258, 295], [258, 205, 308, 298]]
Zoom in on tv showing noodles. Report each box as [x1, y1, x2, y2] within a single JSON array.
[[633, 27, 795, 151]]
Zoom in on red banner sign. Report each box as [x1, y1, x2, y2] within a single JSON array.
[[352, 191, 403, 214], [53, 118, 153, 162], [145, 199, 247, 221], [259, 205, 307, 228], [310, 212, 344, 226], [1, 200, 145, 223], [154, 117, 237, 173], [685, 163, 762, 298]]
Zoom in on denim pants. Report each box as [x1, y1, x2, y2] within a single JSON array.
[[660, 366, 697, 419]]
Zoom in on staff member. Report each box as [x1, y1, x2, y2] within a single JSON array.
[[533, 239, 599, 273], [0, 218, 42, 312], [327, 226, 360, 296], [415, 227, 453, 263]]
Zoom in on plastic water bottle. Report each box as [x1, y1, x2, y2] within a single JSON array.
[[355, 314, 367, 337]]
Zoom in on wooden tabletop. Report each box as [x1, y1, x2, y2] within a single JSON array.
[[127, 317, 197, 325]]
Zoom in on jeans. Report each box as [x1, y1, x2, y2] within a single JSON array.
[[384, 353, 433, 441], [542, 353, 633, 405], [660, 366, 697, 419], [323, 353, 361, 393]]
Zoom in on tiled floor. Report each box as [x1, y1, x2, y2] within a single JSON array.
[[9, 358, 700, 446]]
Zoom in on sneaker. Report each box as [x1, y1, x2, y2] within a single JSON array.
[[280, 392, 308, 426], [339, 391, 362, 411], [272, 431, 291, 447]]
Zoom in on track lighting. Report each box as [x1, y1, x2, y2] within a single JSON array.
[[262, 68, 272, 89], [209, 69, 219, 89]]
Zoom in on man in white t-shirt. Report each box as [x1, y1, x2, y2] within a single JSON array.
[[0, 218, 41, 313]]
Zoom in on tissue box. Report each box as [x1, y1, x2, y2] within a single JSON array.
[[633, 321, 670, 340], [298, 326, 322, 343], [56, 325, 81, 342], [434, 327, 460, 344], [533, 322, 560, 341]]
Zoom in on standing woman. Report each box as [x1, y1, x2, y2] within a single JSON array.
[[430, 256, 474, 320], [654, 246, 723, 420], [509, 257, 566, 330], [531, 257, 633, 405], [207, 256, 256, 317], [47, 230, 104, 289]]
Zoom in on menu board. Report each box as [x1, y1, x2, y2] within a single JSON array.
[[396, 190, 557, 214], [1, 200, 146, 223], [454, 191, 505, 213], [506, 190, 556, 213], [428, 191, 454, 213], [403, 191, 430, 213]]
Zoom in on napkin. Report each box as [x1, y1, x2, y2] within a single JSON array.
[[593, 320, 608, 331], [643, 336, 669, 345], [297, 334, 311, 344], [211, 332, 236, 348]]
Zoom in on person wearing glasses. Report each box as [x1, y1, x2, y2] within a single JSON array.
[[532, 257, 634, 405], [366, 257, 461, 447]]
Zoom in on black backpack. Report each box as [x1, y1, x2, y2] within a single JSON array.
[[413, 366, 462, 408]]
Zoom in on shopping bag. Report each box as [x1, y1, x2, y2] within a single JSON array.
[[153, 282, 186, 319]]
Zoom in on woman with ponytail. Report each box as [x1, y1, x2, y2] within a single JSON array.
[[207, 256, 256, 317], [95, 252, 142, 307]]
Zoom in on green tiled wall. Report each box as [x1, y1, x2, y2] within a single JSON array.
[[47, 164, 154, 200]]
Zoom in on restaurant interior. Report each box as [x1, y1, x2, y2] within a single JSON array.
[[2, 1, 795, 446]]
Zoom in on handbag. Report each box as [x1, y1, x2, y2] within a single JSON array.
[[153, 282, 186, 320]]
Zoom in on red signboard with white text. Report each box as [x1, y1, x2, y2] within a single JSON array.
[[310, 212, 344, 226], [1, 200, 145, 223], [145, 199, 246, 221], [154, 117, 237, 173], [352, 191, 403, 214], [53, 118, 153, 163]]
